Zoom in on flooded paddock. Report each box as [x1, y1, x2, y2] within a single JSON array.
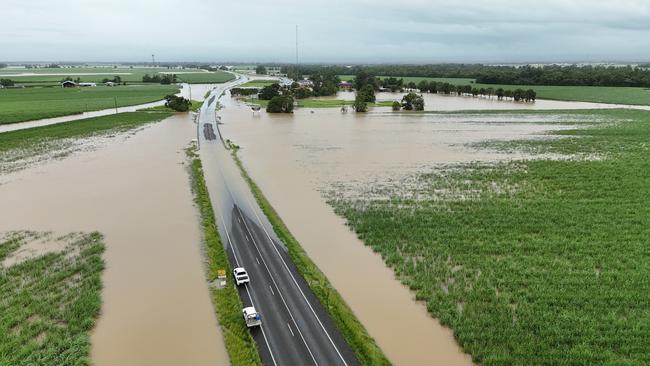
[[217, 94, 609, 365], [0, 114, 228, 366]]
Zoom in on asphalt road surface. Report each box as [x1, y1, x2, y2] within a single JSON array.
[[197, 75, 359, 366]]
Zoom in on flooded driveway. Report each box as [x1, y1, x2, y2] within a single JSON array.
[[0, 114, 228, 366], [217, 95, 610, 365]]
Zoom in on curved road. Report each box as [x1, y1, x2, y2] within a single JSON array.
[[197, 75, 359, 366]]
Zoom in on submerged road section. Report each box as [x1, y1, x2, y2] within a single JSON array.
[[197, 76, 359, 365]]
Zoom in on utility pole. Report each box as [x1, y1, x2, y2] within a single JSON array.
[[114, 97, 118, 114], [152, 54, 156, 67]]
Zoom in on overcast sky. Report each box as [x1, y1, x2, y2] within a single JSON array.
[[2, 0, 650, 63]]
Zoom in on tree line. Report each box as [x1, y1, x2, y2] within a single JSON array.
[[282, 64, 650, 88], [417, 81, 536, 102], [142, 74, 177, 84]]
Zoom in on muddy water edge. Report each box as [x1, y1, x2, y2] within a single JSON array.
[[0, 114, 228, 365], [217, 95, 606, 365]]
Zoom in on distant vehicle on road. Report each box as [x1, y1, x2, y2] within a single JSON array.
[[243, 306, 262, 327], [233, 267, 250, 286]]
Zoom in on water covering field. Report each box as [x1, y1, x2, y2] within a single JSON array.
[[339, 75, 650, 105], [329, 109, 650, 365]]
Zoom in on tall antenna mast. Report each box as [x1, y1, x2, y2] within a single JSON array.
[[295, 25, 299, 66]]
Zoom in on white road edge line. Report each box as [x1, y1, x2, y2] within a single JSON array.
[[236, 209, 319, 366], [239, 202, 349, 365], [219, 215, 278, 366]]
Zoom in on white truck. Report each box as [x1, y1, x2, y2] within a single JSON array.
[[233, 267, 250, 286], [243, 306, 262, 328]]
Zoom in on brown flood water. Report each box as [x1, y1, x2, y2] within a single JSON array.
[[0, 114, 228, 366], [218, 95, 599, 365]]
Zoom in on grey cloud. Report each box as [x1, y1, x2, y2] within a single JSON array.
[[1, 0, 649, 62]]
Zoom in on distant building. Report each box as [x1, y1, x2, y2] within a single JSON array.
[[61, 80, 77, 88], [104, 81, 115, 87], [297, 79, 314, 88], [79, 82, 97, 87], [338, 81, 353, 90]]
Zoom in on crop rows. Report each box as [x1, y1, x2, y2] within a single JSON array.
[[0, 231, 105, 366], [330, 109, 650, 365]]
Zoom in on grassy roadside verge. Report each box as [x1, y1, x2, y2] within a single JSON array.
[[186, 148, 262, 366], [230, 148, 391, 365], [0, 231, 105, 365]]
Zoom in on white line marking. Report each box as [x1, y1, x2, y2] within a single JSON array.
[[220, 214, 278, 366], [269, 285, 275, 296], [238, 202, 349, 365], [237, 209, 319, 366], [256, 257, 261, 265], [287, 323, 295, 337], [245, 235, 250, 242]]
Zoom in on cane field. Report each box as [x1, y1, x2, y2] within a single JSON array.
[[330, 108, 650, 365], [0, 67, 234, 86], [0, 231, 105, 366], [0, 85, 177, 124]]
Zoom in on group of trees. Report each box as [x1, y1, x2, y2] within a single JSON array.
[[142, 74, 177, 84], [231, 87, 259, 96], [352, 71, 377, 112], [255, 83, 294, 113], [399, 92, 425, 110], [258, 83, 281, 100], [281, 64, 650, 88], [256, 65, 267, 75], [0, 63, 6, 69], [0, 79, 15, 87], [266, 95, 294, 113], [414, 81, 537, 102], [164, 95, 192, 112], [309, 72, 340, 96], [101, 76, 122, 84]]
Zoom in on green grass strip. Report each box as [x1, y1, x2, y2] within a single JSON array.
[[230, 149, 392, 366], [187, 148, 262, 366]]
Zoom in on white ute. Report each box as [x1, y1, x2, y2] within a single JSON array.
[[233, 267, 250, 286], [243, 306, 262, 327]]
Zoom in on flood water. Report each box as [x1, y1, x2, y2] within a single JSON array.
[[0, 83, 216, 134], [217, 94, 612, 365], [317, 90, 650, 111], [0, 114, 228, 365]]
